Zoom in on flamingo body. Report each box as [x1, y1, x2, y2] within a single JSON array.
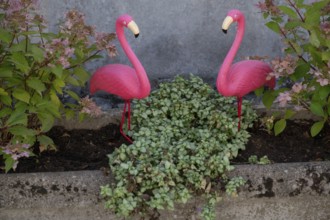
[[90, 64, 147, 100], [218, 60, 275, 97], [217, 9, 275, 130], [89, 14, 150, 142]]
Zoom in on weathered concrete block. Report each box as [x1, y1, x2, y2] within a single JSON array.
[[1, 162, 329, 220]]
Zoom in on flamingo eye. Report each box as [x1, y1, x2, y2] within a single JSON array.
[[123, 21, 127, 25]]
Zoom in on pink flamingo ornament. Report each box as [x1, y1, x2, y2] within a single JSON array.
[[90, 14, 151, 143], [217, 9, 275, 130]]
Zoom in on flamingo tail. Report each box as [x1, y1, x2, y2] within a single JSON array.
[[237, 97, 242, 131], [120, 100, 133, 143]]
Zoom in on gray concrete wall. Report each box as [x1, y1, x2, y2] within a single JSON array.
[[39, 0, 282, 85]]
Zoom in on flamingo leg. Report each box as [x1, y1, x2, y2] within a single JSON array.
[[237, 97, 242, 131], [119, 100, 133, 143], [127, 101, 131, 130]]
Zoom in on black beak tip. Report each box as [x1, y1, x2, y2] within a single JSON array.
[[222, 29, 227, 34], [134, 33, 139, 38]]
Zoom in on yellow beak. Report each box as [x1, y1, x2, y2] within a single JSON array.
[[127, 20, 140, 37], [222, 16, 234, 32]]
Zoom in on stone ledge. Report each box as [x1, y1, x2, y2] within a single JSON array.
[[1, 162, 329, 220]]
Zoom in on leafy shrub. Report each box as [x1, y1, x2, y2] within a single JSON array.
[[256, 0, 330, 136], [101, 75, 257, 219], [0, 0, 115, 172]]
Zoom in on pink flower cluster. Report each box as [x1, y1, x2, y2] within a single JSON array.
[[5, 0, 38, 14], [1, 142, 30, 170], [79, 96, 103, 118], [58, 9, 117, 60], [255, 0, 280, 15], [1, 0, 44, 31], [44, 38, 75, 68], [95, 32, 117, 58], [276, 92, 292, 107], [60, 10, 94, 45], [314, 71, 329, 86], [269, 55, 297, 79]]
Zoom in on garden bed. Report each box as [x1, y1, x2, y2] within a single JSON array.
[[1, 115, 329, 173], [1, 110, 330, 220]]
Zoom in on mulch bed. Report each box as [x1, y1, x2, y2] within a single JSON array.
[[1, 120, 330, 173]]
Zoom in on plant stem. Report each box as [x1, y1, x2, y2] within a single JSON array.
[[279, 28, 316, 71], [286, 0, 306, 22], [65, 50, 101, 70]]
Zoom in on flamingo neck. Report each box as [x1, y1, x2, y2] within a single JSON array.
[[116, 24, 150, 98], [216, 16, 245, 96]]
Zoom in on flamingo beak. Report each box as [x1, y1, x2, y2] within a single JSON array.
[[127, 20, 140, 38], [222, 16, 233, 34]]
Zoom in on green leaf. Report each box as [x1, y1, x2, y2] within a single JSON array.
[[30, 45, 45, 62], [310, 31, 320, 47], [0, 28, 13, 44], [36, 101, 60, 118], [10, 52, 30, 74], [274, 119, 286, 136], [0, 67, 13, 78], [322, 51, 330, 61], [305, 7, 321, 24], [66, 90, 80, 101], [37, 135, 55, 148], [6, 111, 27, 127], [74, 67, 90, 84], [66, 76, 80, 86], [12, 88, 30, 103], [328, 97, 330, 116], [9, 40, 26, 52], [8, 126, 36, 136], [262, 90, 276, 109], [16, 101, 28, 113], [65, 109, 75, 119], [310, 101, 325, 117], [284, 21, 302, 30], [53, 78, 65, 94], [0, 87, 7, 96], [265, 21, 281, 34], [50, 91, 61, 107], [27, 78, 46, 94], [289, 40, 303, 55], [0, 107, 12, 118], [291, 64, 310, 81], [310, 121, 324, 137], [284, 109, 296, 119], [0, 95, 12, 106], [318, 86, 330, 100], [51, 65, 63, 78], [254, 87, 264, 97], [5, 157, 15, 173], [278, 6, 298, 19], [38, 112, 55, 132]]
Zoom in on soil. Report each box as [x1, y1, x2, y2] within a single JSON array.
[[1, 120, 330, 173]]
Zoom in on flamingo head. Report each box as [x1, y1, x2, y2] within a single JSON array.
[[222, 9, 244, 34], [116, 14, 140, 38]]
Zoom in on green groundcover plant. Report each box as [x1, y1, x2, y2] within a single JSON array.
[[256, 0, 330, 136], [0, 0, 115, 172], [101, 75, 257, 219]]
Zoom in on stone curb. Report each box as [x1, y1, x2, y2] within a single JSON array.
[[1, 162, 329, 220]]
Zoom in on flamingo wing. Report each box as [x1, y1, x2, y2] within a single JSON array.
[[90, 64, 140, 100], [227, 60, 273, 97]]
